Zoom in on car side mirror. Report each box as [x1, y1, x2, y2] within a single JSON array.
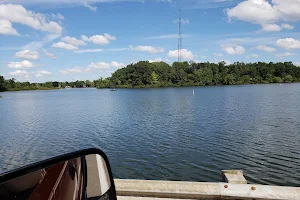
[[0, 148, 117, 200]]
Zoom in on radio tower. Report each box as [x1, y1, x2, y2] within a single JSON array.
[[178, 9, 183, 62]]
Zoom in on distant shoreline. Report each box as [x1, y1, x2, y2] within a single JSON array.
[[1, 82, 298, 93]]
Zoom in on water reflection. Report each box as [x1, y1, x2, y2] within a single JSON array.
[[0, 84, 300, 186]]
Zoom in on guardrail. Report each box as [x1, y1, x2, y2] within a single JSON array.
[[114, 170, 300, 200]]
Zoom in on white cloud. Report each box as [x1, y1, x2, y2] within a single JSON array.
[[60, 60, 126, 74], [8, 70, 30, 79], [104, 33, 116, 40], [81, 33, 116, 45], [276, 52, 295, 58], [294, 62, 300, 66], [7, 60, 35, 69], [221, 44, 245, 55], [15, 50, 40, 60], [87, 62, 110, 71], [50, 13, 64, 20], [59, 67, 85, 74], [214, 53, 223, 57], [257, 45, 276, 52], [42, 49, 56, 58], [110, 61, 126, 68], [0, 19, 19, 35], [226, 0, 300, 31], [82, 1, 97, 12], [36, 70, 52, 77], [276, 38, 300, 49], [281, 23, 294, 30], [261, 23, 295, 32], [168, 49, 195, 60], [74, 49, 104, 53], [148, 58, 163, 63], [61, 36, 86, 46], [52, 42, 78, 50], [262, 24, 282, 32], [0, 4, 62, 34], [251, 54, 259, 58], [23, 33, 60, 51], [130, 45, 164, 53]]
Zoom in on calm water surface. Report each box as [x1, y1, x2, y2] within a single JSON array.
[[0, 84, 300, 186]]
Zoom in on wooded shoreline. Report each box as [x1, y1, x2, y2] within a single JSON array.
[[1, 61, 299, 92]]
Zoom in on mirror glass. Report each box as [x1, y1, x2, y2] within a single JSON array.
[[0, 154, 112, 200]]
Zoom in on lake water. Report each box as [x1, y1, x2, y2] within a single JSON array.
[[0, 84, 300, 186]]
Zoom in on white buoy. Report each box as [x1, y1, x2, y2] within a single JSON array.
[[193, 89, 195, 95]]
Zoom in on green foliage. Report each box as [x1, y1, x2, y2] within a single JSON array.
[[0, 76, 7, 92], [0, 76, 98, 92], [107, 61, 300, 88], [284, 75, 293, 83], [151, 71, 159, 85], [1, 61, 300, 92], [95, 77, 110, 89]]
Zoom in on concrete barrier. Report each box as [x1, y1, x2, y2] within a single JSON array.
[[115, 179, 300, 200]]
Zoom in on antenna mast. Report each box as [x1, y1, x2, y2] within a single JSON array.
[[178, 9, 183, 62]]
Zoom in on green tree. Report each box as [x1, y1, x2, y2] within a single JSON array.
[[151, 71, 159, 85], [0, 76, 7, 92], [284, 75, 293, 83]]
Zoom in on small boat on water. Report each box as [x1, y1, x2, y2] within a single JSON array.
[[110, 88, 116, 91]]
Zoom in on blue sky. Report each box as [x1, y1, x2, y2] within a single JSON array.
[[1, 0, 300, 82]]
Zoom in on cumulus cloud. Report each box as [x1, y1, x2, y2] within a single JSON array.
[[221, 44, 245, 55], [15, 50, 40, 60], [110, 61, 125, 68], [103, 33, 116, 41], [42, 49, 56, 58], [148, 58, 163, 63], [276, 52, 295, 58], [7, 60, 35, 69], [261, 24, 282, 32], [261, 23, 295, 32], [52, 42, 78, 50], [294, 62, 300, 66], [36, 70, 52, 77], [0, 4, 62, 35], [226, 0, 300, 32], [86, 62, 110, 71], [130, 45, 164, 53], [251, 54, 259, 58], [60, 67, 85, 75], [8, 70, 30, 79], [168, 49, 195, 60], [61, 36, 86, 46], [276, 38, 300, 49], [257, 45, 276, 52], [281, 23, 294, 30], [0, 19, 19, 35], [81, 33, 116, 45], [60, 61, 126, 74]]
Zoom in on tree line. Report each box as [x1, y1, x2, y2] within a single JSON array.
[[100, 61, 300, 88], [0, 77, 99, 92], [1, 61, 300, 92]]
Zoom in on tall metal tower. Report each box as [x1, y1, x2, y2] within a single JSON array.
[[178, 9, 183, 62]]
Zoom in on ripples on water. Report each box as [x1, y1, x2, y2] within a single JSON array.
[[0, 84, 300, 186]]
